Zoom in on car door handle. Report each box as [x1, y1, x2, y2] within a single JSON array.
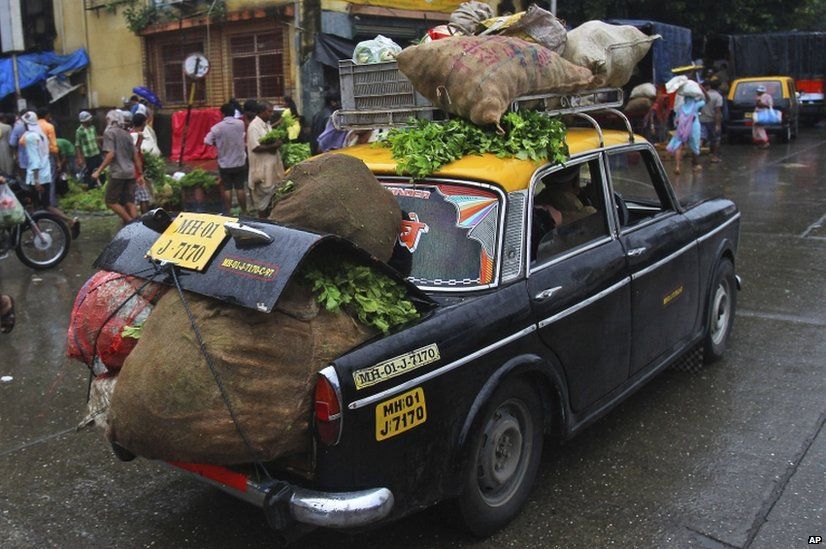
[[534, 286, 562, 301], [626, 247, 647, 257]]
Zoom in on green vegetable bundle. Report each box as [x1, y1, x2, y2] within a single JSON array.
[[281, 142, 311, 168], [59, 179, 108, 213], [179, 168, 218, 191], [142, 152, 167, 184], [379, 111, 569, 179], [259, 110, 299, 145], [301, 260, 420, 334]]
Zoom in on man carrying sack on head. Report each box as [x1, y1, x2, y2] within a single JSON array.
[[246, 101, 285, 218]]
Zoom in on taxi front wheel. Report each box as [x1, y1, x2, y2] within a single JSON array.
[[455, 378, 543, 537]]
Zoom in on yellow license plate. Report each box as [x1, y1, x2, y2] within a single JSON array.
[[745, 112, 753, 118], [148, 213, 237, 271], [375, 387, 427, 441]]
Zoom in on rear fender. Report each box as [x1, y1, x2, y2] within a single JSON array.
[[451, 352, 569, 483]]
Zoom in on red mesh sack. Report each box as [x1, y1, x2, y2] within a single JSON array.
[[67, 271, 166, 372]]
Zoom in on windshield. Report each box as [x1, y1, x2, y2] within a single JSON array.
[[381, 180, 502, 291], [733, 81, 785, 105]]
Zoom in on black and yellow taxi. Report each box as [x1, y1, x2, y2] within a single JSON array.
[[97, 124, 741, 540], [727, 76, 800, 143]]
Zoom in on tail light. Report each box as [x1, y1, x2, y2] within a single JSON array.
[[315, 366, 343, 446]]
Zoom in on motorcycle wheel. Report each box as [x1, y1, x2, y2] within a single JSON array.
[[15, 212, 71, 269]]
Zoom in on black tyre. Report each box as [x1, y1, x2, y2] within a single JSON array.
[[792, 117, 799, 139], [455, 378, 543, 537], [703, 259, 737, 363], [727, 132, 739, 145], [15, 212, 71, 269], [780, 124, 792, 144]]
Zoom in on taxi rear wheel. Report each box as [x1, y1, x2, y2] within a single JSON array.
[[456, 378, 543, 537]]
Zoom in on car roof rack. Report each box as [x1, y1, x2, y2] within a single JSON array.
[[332, 87, 635, 147]]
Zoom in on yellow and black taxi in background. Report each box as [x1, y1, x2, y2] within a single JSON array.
[[727, 76, 800, 143], [97, 127, 741, 541]]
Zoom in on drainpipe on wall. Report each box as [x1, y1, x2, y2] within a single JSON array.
[[82, 0, 93, 108]]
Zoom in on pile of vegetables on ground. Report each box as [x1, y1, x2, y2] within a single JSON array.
[[378, 110, 569, 179]]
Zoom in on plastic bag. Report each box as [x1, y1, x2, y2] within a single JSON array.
[[352, 35, 402, 64], [754, 109, 782, 125], [665, 75, 688, 94], [0, 184, 24, 228], [480, 5, 567, 53]]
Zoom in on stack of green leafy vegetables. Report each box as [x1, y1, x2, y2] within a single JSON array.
[[259, 110, 299, 145], [59, 180, 108, 212], [281, 142, 311, 168], [142, 152, 167, 184], [379, 110, 569, 179], [301, 260, 420, 334], [179, 169, 218, 191]]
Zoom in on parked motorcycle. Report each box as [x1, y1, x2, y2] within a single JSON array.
[[0, 179, 70, 269]]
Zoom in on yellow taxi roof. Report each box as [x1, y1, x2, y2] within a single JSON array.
[[731, 76, 793, 83], [338, 128, 639, 193]]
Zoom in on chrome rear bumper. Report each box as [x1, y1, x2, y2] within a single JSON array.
[[168, 462, 394, 530]]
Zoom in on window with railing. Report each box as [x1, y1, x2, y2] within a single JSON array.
[[230, 31, 284, 100], [160, 42, 206, 104]]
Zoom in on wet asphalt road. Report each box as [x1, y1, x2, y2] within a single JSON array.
[[1, 129, 825, 548]]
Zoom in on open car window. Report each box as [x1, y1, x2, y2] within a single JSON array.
[[530, 158, 610, 265], [608, 149, 675, 230], [381, 181, 501, 290]]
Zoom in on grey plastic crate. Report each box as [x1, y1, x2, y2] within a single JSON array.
[[339, 60, 432, 111], [332, 108, 434, 130]]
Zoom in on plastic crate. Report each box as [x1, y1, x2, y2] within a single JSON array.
[[339, 60, 432, 111], [332, 108, 435, 130]]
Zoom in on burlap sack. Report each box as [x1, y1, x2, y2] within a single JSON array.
[[269, 154, 401, 262], [396, 36, 597, 128], [562, 21, 659, 88], [108, 282, 375, 464]]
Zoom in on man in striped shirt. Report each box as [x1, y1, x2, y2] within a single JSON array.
[[75, 111, 103, 189]]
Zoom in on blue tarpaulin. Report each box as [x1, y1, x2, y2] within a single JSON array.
[[607, 20, 692, 85], [0, 48, 89, 100]]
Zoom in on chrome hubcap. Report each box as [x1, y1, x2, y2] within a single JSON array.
[[711, 282, 730, 346]]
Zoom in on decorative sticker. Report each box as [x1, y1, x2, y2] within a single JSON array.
[[376, 387, 427, 441], [663, 284, 685, 306], [399, 212, 430, 252], [438, 185, 499, 284], [218, 256, 280, 281], [353, 344, 440, 390]]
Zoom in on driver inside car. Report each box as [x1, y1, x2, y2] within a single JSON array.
[[532, 165, 601, 260]]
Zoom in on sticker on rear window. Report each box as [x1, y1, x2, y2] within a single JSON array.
[[353, 344, 440, 390]]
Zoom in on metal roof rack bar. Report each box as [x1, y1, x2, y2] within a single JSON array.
[[332, 87, 636, 142]]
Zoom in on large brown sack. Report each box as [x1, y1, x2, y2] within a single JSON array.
[[108, 282, 375, 464], [270, 154, 401, 262], [396, 36, 597, 128], [562, 21, 659, 88]]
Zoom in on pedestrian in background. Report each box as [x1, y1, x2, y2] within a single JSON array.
[[21, 111, 79, 237], [93, 110, 139, 224], [0, 114, 14, 175], [205, 102, 248, 214], [130, 113, 152, 215], [667, 88, 706, 175], [55, 136, 76, 194], [36, 107, 59, 181], [75, 111, 103, 190], [753, 85, 773, 149], [247, 101, 284, 217], [700, 79, 724, 163], [9, 111, 29, 178]]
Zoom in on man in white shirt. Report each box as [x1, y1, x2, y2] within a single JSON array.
[[246, 101, 285, 216]]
